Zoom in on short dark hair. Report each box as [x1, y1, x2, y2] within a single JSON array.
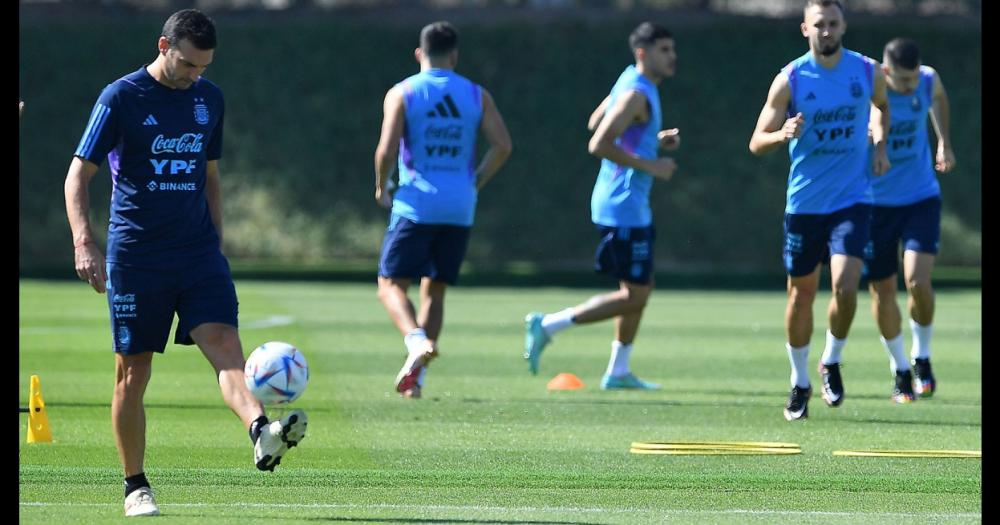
[[629, 22, 673, 52], [804, 0, 844, 14], [420, 21, 458, 58], [162, 9, 217, 50], [884, 38, 921, 70]]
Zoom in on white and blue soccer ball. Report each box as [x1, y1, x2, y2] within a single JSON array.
[[244, 341, 309, 405]]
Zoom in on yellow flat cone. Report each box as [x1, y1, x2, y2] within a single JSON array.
[[632, 441, 800, 450], [834, 449, 981, 458], [547, 373, 584, 390], [26, 375, 53, 443]]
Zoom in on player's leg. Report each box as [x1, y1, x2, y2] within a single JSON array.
[[116, 355, 158, 517], [401, 224, 470, 397], [107, 264, 171, 516], [817, 204, 871, 408], [902, 196, 942, 397], [177, 254, 305, 471], [189, 323, 264, 428], [378, 276, 419, 336], [869, 276, 902, 341], [781, 212, 825, 420], [378, 215, 438, 394], [524, 226, 653, 375], [906, 250, 937, 396], [378, 214, 430, 338], [601, 279, 659, 390], [864, 204, 914, 402], [418, 277, 446, 345], [113, 352, 153, 480]]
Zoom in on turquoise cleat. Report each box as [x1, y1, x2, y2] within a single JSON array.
[[523, 312, 551, 375], [600, 373, 661, 390]]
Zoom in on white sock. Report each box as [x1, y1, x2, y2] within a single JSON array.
[[910, 319, 933, 360], [404, 328, 428, 355], [820, 330, 846, 365], [786, 343, 810, 388], [606, 341, 632, 377], [881, 333, 909, 374], [542, 308, 576, 337]]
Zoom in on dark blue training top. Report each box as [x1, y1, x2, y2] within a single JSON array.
[[74, 66, 224, 269]]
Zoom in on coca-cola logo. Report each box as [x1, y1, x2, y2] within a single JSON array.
[[812, 105, 857, 124], [150, 133, 205, 154]]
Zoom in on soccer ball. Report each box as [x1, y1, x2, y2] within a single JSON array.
[[244, 341, 309, 405]]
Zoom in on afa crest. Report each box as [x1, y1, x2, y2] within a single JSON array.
[[193, 97, 210, 125], [850, 78, 863, 99], [118, 325, 132, 346]]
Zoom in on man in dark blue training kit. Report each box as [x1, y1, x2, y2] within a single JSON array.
[[64, 9, 306, 517]]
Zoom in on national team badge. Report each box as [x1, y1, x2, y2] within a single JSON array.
[[118, 325, 132, 347], [194, 97, 210, 125], [911, 96, 922, 112], [850, 78, 863, 98]]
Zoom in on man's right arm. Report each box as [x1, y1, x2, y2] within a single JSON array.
[[749, 73, 803, 156], [64, 156, 106, 293], [374, 87, 406, 209], [587, 96, 610, 132], [587, 90, 676, 181]]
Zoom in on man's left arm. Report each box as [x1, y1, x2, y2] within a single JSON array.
[[474, 89, 513, 191], [870, 65, 891, 176], [930, 69, 956, 173], [205, 159, 223, 247]]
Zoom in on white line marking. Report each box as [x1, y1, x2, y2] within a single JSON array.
[[242, 316, 295, 329], [16, 501, 981, 518]]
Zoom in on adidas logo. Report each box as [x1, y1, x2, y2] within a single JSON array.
[[425, 94, 462, 119], [142, 114, 159, 126], [805, 92, 817, 101]]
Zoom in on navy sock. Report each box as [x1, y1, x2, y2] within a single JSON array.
[[249, 415, 269, 444], [124, 472, 150, 497]]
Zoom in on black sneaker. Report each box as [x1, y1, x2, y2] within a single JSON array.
[[783, 385, 812, 421], [912, 358, 936, 398], [818, 362, 844, 407], [892, 369, 917, 404]]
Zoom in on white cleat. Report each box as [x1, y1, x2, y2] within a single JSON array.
[[124, 486, 160, 517], [254, 409, 308, 471]]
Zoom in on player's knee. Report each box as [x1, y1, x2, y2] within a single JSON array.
[[622, 286, 651, 310], [116, 360, 152, 393], [869, 279, 896, 303], [377, 278, 407, 299], [906, 277, 932, 295], [788, 285, 816, 306]]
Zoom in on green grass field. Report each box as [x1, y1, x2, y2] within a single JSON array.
[[19, 279, 981, 523]]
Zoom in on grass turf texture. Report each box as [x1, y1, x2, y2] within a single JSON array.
[[19, 280, 981, 523]]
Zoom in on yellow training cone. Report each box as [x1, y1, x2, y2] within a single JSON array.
[[547, 373, 585, 391], [26, 375, 53, 443]]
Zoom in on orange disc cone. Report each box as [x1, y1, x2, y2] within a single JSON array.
[[547, 372, 585, 390]]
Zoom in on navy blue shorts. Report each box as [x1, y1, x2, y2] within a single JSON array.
[[863, 196, 941, 281], [378, 214, 471, 285], [594, 225, 655, 285], [106, 252, 239, 355], [783, 203, 872, 278]]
